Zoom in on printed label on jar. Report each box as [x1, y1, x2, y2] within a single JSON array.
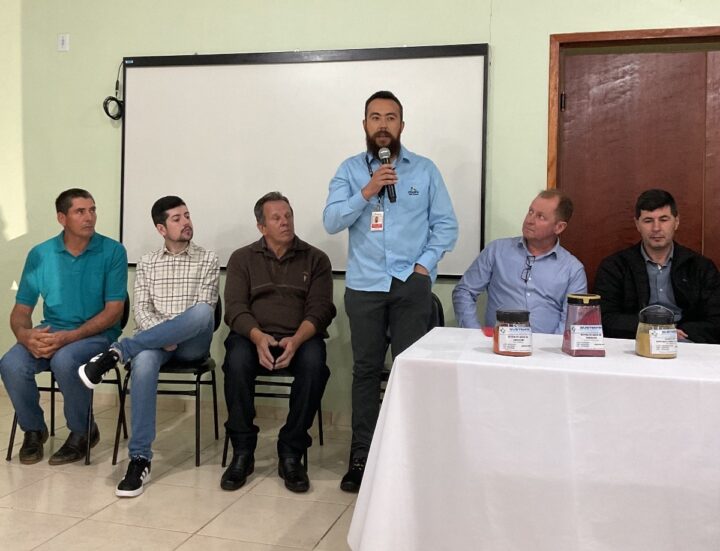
[[498, 326, 532, 352], [650, 329, 678, 355], [570, 325, 604, 350]]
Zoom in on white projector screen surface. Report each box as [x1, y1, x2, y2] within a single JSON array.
[[121, 46, 487, 275]]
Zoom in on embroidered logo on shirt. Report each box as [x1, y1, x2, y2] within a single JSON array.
[[408, 187, 419, 196]]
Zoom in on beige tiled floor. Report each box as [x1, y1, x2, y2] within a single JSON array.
[[0, 394, 354, 550]]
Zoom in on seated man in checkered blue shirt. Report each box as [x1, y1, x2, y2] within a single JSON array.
[[78, 196, 219, 498]]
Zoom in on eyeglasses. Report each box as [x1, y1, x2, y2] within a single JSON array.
[[521, 255, 535, 283]]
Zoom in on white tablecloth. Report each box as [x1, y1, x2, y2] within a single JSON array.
[[348, 327, 720, 551]]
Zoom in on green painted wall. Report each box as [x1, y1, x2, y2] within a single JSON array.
[[2, 0, 720, 421]]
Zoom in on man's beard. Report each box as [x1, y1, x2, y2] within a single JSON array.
[[177, 227, 193, 242], [366, 131, 401, 160]]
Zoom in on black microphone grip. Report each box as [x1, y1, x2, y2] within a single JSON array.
[[385, 181, 397, 203]]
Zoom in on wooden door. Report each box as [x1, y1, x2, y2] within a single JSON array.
[[705, 51, 720, 264], [557, 48, 712, 288]]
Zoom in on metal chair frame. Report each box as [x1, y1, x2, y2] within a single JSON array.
[[221, 369, 325, 468], [111, 299, 222, 467], [6, 296, 130, 465]]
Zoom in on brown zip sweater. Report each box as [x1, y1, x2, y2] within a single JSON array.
[[224, 236, 336, 339]]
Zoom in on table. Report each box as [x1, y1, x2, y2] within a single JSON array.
[[348, 327, 720, 551]]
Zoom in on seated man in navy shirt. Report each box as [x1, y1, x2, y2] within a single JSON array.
[[594, 189, 720, 343], [453, 189, 586, 333]]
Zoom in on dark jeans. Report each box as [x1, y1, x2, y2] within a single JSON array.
[[222, 332, 329, 458], [345, 273, 432, 459]]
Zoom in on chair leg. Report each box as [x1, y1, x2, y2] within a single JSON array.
[[113, 371, 131, 466], [6, 413, 18, 461], [85, 391, 94, 465], [195, 376, 201, 467], [113, 366, 128, 439], [50, 373, 56, 436], [317, 403, 324, 446], [211, 371, 219, 440], [222, 432, 230, 468]]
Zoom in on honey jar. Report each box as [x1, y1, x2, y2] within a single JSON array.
[[635, 305, 677, 359], [493, 309, 532, 356], [562, 293, 605, 357]]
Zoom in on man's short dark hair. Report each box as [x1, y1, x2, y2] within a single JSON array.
[[635, 189, 678, 218], [151, 196, 186, 226], [365, 91, 403, 121], [538, 189, 574, 223], [55, 188, 93, 214], [254, 192, 292, 224]]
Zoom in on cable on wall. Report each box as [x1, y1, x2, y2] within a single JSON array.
[[103, 60, 124, 120]]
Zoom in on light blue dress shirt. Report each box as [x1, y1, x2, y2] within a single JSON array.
[[452, 237, 587, 334], [324, 146, 458, 292]]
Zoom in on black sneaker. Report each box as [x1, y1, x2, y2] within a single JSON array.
[[340, 456, 366, 493], [116, 457, 151, 497], [78, 349, 121, 389]]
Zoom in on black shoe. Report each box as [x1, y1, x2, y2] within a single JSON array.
[[48, 423, 100, 465], [78, 349, 121, 389], [340, 456, 366, 493], [278, 456, 309, 493], [221, 453, 254, 491], [116, 457, 151, 497], [19, 428, 49, 465]]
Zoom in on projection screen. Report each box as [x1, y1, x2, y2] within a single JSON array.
[[121, 44, 488, 275]]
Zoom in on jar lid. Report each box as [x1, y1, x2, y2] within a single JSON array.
[[638, 305, 675, 325], [567, 293, 601, 305], [496, 309, 530, 323]]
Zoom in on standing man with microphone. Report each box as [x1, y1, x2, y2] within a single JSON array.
[[324, 90, 458, 493]]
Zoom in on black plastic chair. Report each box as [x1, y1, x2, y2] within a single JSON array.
[[6, 296, 130, 464], [380, 292, 445, 402], [112, 299, 222, 467], [221, 369, 325, 468]]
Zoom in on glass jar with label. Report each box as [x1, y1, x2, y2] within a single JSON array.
[[635, 305, 677, 359], [493, 309, 532, 356], [562, 293, 605, 357]]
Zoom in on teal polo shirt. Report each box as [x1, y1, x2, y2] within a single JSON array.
[[15, 232, 128, 341]]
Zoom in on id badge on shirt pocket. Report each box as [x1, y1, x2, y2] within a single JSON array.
[[370, 211, 384, 232]]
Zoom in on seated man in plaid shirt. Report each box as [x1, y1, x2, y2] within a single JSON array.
[[79, 196, 219, 498]]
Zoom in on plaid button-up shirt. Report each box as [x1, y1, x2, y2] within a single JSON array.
[[133, 241, 219, 331]]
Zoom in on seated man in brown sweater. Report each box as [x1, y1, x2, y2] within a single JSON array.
[[221, 191, 336, 493]]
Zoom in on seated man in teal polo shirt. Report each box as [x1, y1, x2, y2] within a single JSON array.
[[0, 188, 127, 465]]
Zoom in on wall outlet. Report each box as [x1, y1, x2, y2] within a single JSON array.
[[57, 33, 70, 52]]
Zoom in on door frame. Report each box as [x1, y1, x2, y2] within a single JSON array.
[[547, 26, 720, 187]]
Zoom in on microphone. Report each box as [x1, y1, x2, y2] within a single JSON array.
[[378, 147, 396, 203]]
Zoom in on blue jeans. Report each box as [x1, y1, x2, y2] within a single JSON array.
[[114, 303, 214, 460], [0, 335, 111, 433]]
